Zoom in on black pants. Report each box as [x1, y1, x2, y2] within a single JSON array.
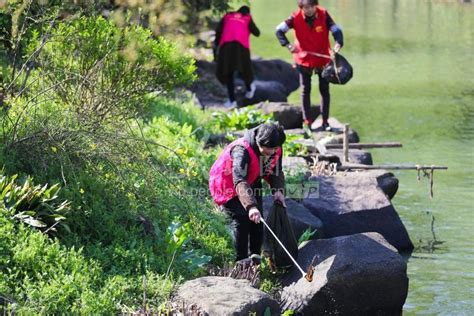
[[216, 42, 254, 102], [298, 65, 330, 123], [222, 196, 263, 261]]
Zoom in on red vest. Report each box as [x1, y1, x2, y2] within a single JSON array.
[[219, 12, 252, 49], [209, 138, 282, 205], [292, 7, 331, 68]]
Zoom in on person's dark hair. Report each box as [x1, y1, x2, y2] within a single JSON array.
[[297, 0, 318, 8], [256, 123, 286, 148], [237, 5, 250, 15]]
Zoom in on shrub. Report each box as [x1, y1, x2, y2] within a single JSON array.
[[25, 16, 195, 122], [2, 15, 196, 182], [211, 106, 273, 131]]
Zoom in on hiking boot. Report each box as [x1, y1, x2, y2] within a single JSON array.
[[245, 82, 257, 99], [322, 122, 332, 132], [224, 99, 237, 109], [249, 254, 262, 265]]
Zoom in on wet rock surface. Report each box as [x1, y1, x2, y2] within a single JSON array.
[[280, 232, 409, 315]]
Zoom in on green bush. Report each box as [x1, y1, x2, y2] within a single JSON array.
[[2, 15, 197, 182], [211, 106, 274, 131], [25, 16, 195, 122]]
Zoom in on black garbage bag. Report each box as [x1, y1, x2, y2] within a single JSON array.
[[321, 53, 353, 85], [263, 201, 298, 268]]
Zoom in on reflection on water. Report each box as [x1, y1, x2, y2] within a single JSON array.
[[251, 0, 474, 314], [413, 212, 446, 254]]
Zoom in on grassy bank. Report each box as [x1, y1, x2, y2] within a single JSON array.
[[0, 96, 236, 313], [0, 10, 237, 312]]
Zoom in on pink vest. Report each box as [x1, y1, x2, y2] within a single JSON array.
[[209, 138, 282, 205], [218, 12, 252, 49]]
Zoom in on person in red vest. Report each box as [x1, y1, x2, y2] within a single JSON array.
[[209, 123, 286, 261], [214, 6, 260, 108], [276, 0, 344, 131]]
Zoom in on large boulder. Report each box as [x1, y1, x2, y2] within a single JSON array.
[[302, 173, 413, 251], [280, 232, 409, 315], [263, 197, 324, 240], [251, 59, 299, 94], [175, 276, 280, 315], [254, 102, 320, 129], [241, 80, 289, 106], [376, 171, 399, 199], [190, 59, 300, 108]]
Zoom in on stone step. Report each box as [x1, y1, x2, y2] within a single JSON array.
[[176, 276, 279, 315]]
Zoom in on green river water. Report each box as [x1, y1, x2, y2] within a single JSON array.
[[248, 0, 473, 314]]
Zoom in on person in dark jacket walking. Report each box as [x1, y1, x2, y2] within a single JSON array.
[[209, 123, 286, 261], [276, 0, 344, 131], [214, 5, 260, 108]]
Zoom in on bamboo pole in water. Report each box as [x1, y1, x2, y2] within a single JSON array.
[[338, 164, 448, 171], [336, 164, 448, 198], [324, 142, 402, 149]]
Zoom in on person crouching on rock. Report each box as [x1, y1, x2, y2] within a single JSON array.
[[209, 123, 286, 261], [214, 5, 260, 109], [275, 0, 344, 131]]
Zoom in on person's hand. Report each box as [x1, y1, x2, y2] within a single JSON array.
[[331, 43, 341, 59], [273, 190, 287, 207], [248, 207, 261, 223], [286, 44, 299, 54]]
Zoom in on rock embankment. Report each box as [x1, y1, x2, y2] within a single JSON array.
[[178, 61, 414, 314]]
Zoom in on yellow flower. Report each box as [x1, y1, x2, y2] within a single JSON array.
[[51, 146, 57, 153], [176, 148, 187, 156], [80, 188, 85, 194]]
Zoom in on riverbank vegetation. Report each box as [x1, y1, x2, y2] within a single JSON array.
[[0, 1, 248, 313]]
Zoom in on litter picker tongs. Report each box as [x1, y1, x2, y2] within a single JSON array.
[[260, 217, 314, 282]]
